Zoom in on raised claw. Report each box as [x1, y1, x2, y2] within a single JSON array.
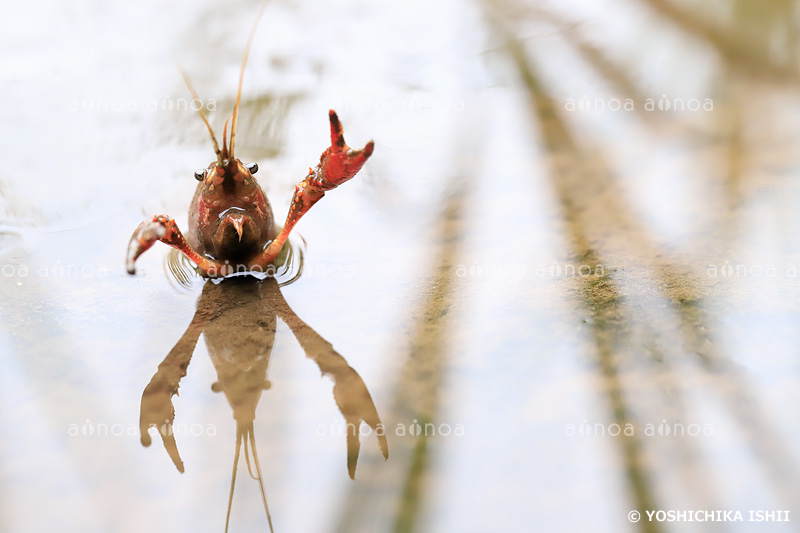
[[313, 110, 374, 190], [247, 110, 375, 269]]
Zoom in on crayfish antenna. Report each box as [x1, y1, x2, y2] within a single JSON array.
[[178, 64, 224, 167], [229, 0, 270, 160], [248, 426, 275, 532], [225, 429, 243, 533], [222, 113, 234, 161], [225, 423, 274, 533]]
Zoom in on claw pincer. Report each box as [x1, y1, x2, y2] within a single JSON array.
[[126, 218, 168, 274]]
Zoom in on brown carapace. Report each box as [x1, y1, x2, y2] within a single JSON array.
[[125, 11, 373, 278]]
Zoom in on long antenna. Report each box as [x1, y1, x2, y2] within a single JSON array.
[[225, 430, 243, 533], [178, 65, 224, 167], [249, 428, 275, 533], [243, 428, 259, 480], [225, 425, 274, 533], [222, 113, 233, 160], [229, 1, 270, 159]]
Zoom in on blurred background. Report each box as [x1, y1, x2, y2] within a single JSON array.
[[2, 0, 800, 531]]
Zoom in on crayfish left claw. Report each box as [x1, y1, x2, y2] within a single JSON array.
[[315, 112, 374, 190], [362, 139, 375, 158], [329, 109, 346, 148], [328, 111, 374, 158], [246, 110, 374, 268]]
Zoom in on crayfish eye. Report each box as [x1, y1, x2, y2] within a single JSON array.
[[194, 169, 206, 181], [246, 162, 259, 174]]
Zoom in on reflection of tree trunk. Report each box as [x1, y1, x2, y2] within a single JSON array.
[[498, 20, 662, 529], [639, 0, 800, 82], [492, 1, 800, 517], [716, 73, 746, 246], [528, 6, 653, 125], [390, 177, 470, 533], [335, 130, 477, 533]]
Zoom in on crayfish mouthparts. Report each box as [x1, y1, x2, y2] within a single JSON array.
[[222, 210, 246, 242], [232, 217, 244, 242]]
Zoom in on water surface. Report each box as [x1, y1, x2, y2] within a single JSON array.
[[2, 1, 800, 532]]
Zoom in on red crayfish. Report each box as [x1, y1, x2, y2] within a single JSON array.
[[125, 19, 373, 278]]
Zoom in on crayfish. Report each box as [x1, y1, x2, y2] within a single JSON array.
[[126, 17, 373, 278]]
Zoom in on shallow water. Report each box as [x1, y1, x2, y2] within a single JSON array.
[[3, 0, 800, 532]]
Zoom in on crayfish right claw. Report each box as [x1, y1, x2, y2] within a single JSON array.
[[126, 219, 168, 275]]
